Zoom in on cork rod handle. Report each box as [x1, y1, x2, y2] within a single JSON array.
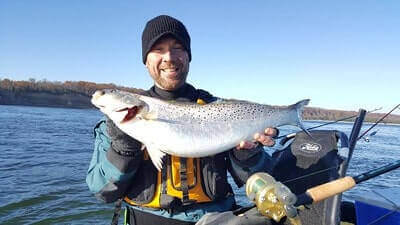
[[306, 176, 356, 202]]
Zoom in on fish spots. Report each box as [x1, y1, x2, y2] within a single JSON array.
[[155, 100, 278, 125]]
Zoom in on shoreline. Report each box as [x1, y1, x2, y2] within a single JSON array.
[[2, 103, 400, 125]]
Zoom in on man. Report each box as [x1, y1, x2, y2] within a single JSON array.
[[87, 15, 278, 225]]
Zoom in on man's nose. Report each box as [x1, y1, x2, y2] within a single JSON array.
[[162, 50, 176, 62]]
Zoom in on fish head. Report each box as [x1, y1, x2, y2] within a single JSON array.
[[91, 89, 148, 124]]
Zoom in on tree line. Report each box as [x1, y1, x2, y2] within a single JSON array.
[[1, 78, 399, 123], [0, 78, 142, 96], [303, 107, 400, 124]]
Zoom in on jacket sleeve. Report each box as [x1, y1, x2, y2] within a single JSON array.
[[227, 146, 273, 188], [86, 118, 143, 203]]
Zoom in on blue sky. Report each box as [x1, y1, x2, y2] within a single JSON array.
[[1, 1, 399, 114]]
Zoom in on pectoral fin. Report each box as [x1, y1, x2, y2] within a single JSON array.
[[144, 144, 166, 171], [142, 111, 158, 120], [142, 112, 183, 125]]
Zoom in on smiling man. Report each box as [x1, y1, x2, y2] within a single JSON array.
[[87, 15, 278, 225], [145, 36, 189, 90]]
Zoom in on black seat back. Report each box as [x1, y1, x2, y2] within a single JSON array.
[[271, 130, 349, 225]]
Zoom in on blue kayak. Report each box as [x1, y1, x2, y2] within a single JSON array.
[[354, 187, 400, 225]]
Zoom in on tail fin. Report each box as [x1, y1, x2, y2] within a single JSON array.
[[291, 99, 313, 138]]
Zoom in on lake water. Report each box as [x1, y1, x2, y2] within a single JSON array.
[[0, 105, 399, 224]]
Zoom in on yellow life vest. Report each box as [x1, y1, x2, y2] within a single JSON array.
[[124, 98, 213, 208]]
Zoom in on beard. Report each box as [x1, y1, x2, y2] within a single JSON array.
[[154, 61, 189, 90], [154, 72, 188, 90]]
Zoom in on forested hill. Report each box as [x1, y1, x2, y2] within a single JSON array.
[[0, 78, 142, 108], [1, 78, 399, 124]]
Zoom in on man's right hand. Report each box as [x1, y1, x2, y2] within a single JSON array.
[[236, 127, 279, 150]]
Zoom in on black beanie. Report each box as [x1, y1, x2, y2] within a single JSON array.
[[142, 15, 191, 64]]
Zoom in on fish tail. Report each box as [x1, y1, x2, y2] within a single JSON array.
[[290, 99, 313, 138]]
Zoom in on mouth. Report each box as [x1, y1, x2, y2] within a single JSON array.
[[161, 67, 178, 72], [116, 106, 141, 123], [160, 67, 180, 77]]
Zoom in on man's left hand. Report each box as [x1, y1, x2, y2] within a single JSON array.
[[236, 128, 278, 150]]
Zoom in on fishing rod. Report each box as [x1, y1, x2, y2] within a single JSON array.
[[277, 107, 381, 141], [245, 160, 400, 223], [346, 109, 366, 167], [305, 107, 382, 131], [357, 103, 400, 141], [294, 159, 400, 206]]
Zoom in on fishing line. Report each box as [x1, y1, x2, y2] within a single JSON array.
[[367, 189, 400, 225], [357, 104, 400, 141], [306, 107, 382, 130], [276, 107, 382, 139], [367, 211, 397, 225], [367, 207, 397, 225], [372, 189, 400, 211], [293, 160, 400, 207], [281, 165, 340, 185]]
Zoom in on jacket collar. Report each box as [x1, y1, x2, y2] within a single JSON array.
[[149, 84, 197, 102]]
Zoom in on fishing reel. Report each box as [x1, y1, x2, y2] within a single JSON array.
[[246, 172, 302, 225]]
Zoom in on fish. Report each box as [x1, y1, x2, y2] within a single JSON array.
[[91, 89, 310, 171]]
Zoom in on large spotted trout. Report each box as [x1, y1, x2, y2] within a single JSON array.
[[91, 89, 310, 171]]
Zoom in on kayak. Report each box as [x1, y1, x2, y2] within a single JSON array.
[[353, 187, 400, 225]]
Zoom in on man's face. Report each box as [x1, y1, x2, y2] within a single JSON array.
[[145, 36, 190, 91]]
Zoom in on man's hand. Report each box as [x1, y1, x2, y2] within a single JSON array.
[[236, 128, 278, 150]]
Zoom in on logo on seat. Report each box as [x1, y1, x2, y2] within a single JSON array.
[[300, 143, 322, 153]]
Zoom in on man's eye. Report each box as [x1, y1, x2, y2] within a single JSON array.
[[173, 46, 184, 50]]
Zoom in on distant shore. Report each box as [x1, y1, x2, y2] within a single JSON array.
[[1, 91, 399, 124], [1, 78, 400, 124], [0, 91, 92, 109]]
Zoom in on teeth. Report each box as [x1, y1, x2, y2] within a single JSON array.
[[162, 68, 177, 72]]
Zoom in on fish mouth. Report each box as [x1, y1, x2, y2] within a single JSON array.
[[115, 106, 140, 123]]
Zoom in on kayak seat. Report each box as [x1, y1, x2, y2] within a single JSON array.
[[271, 130, 350, 225]]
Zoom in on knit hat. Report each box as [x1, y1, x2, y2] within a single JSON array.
[[142, 15, 191, 64]]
